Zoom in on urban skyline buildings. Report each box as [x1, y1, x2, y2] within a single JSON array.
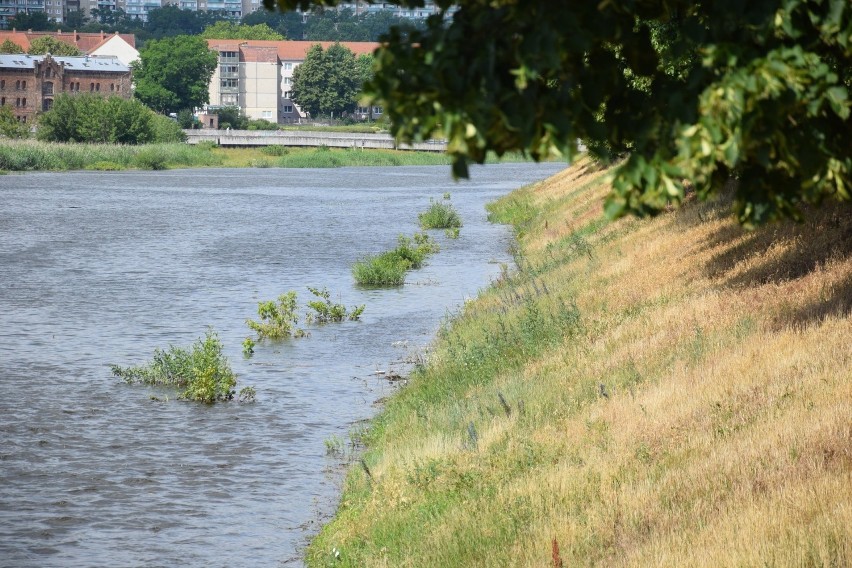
[[1, 0, 444, 28]]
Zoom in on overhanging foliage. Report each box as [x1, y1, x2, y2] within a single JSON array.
[[267, 0, 850, 226]]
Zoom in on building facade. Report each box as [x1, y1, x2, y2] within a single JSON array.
[[206, 39, 378, 124], [0, 52, 131, 123]]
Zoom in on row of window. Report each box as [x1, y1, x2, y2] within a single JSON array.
[[1, 96, 27, 108], [0, 79, 121, 93], [0, 79, 27, 90]]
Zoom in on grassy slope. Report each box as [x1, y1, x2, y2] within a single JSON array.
[[307, 158, 852, 567]]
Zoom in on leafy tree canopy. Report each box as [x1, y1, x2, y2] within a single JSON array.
[[133, 35, 218, 114], [27, 36, 82, 56], [8, 11, 59, 31], [37, 93, 155, 144], [303, 7, 424, 42], [268, 0, 851, 227], [201, 21, 285, 40], [291, 42, 361, 117], [144, 6, 229, 39], [241, 9, 304, 39], [0, 39, 24, 54], [0, 104, 30, 139]]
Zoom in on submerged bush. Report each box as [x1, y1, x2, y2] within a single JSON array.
[[246, 291, 307, 339], [305, 287, 365, 323], [394, 232, 440, 268], [111, 329, 243, 403], [352, 251, 410, 286], [419, 199, 463, 229], [352, 233, 440, 286]]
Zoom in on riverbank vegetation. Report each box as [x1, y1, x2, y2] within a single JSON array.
[[307, 157, 851, 566], [0, 139, 495, 172], [111, 328, 253, 403], [352, 233, 440, 287]]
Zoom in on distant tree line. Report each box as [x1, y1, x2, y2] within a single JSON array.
[[6, 6, 425, 46]]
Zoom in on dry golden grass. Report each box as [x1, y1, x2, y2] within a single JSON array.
[[307, 157, 851, 567]]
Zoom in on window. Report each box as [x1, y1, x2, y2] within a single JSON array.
[[284, 62, 292, 70], [282, 105, 293, 113], [0, 97, 4, 105], [16, 80, 20, 90], [42, 82, 53, 96], [0, 79, 5, 89], [15, 97, 20, 107], [221, 78, 238, 88], [90, 83, 94, 91], [372, 106, 383, 115], [262, 110, 271, 119], [21, 98, 26, 107], [42, 98, 52, 111], [96, 83, 100, 92], [21, 80, 26, 89], [283, 77, 291, 85], [110, 83, 114, 91]]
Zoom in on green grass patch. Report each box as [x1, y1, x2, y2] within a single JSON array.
[[0, 140, 222, 171]]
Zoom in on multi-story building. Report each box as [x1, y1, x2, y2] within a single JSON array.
[[206, 39, 378, 124], [0, 0, 47, 30], [0, 52, 131, 123], [0, 30, 138, 65]]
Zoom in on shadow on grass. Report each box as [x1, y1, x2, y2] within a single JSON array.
[[675, 195, 852, 327]]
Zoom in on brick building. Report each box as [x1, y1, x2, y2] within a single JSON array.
[[0, 53, 131, 124]]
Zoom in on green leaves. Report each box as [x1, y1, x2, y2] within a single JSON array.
[[111, 329, 238, 403], [272, 0, 850, 226], [292, 43, 363, 117], [36, 94, 154, 144], [133, 36, 218, 115]]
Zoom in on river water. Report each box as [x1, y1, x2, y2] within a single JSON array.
[[0, 163, 565, 567]]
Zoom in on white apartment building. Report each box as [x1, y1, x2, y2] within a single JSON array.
[[206, 39, 378, 124]]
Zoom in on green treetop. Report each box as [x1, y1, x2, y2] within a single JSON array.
[[27, 36, 82, 56], [132, 35, 218, 115], [267, 0, 851, 227], [291, 42, 361, 117], [0, 39, 24, 54], [201, 21, 286, 40]]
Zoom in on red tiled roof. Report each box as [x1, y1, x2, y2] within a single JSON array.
[[0, 30, 136, 54], [205, 39, 379, 61]]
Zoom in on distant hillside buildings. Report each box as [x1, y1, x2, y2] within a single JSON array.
[[0, 0, 445, 28]]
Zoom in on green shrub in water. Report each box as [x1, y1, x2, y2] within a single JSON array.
[[352, 251, 410, 286], [418, 199, 463, 229], [246, 291, 307, 339], [111, 328, 242, 403], [305, 287, 365, 323], [352, 233, 440, 286]]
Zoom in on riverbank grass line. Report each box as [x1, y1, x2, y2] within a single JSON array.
[[307, 157, 852, 566]]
